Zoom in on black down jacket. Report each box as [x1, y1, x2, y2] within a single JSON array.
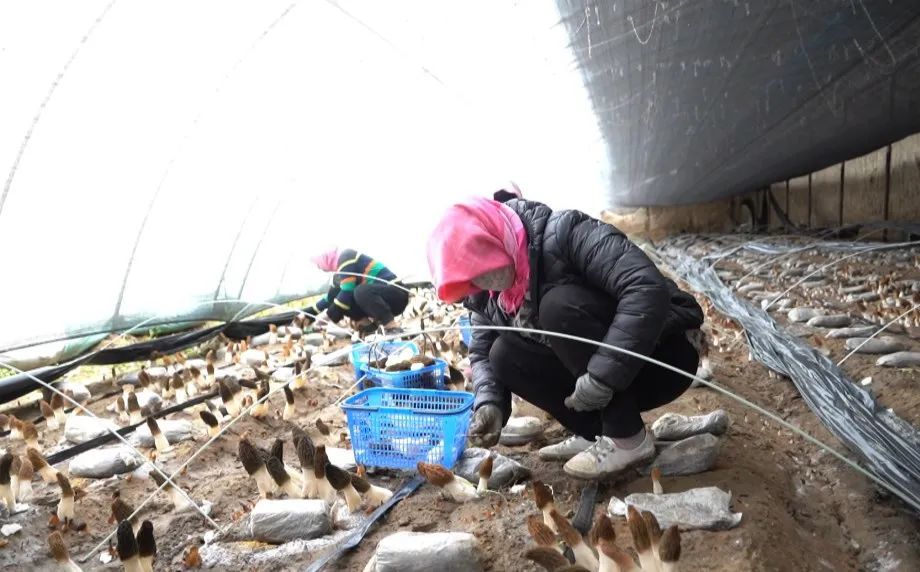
[[465, 199, 704, 417]]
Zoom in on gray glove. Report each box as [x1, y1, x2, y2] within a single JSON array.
[[468, 404, 503, 448], [564, 372, 614, 412]]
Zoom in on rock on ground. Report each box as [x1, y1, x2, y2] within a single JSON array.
[[807, 314, 852, 328], [130, 419, 194, 448], [652, 410, 729, 440], [844, 337, 906, 354], [134, 391, 162, 415], [302, 333, 325, 347], [249, 499, 331, 543], [608, 487, 742, 530], [373, 531, 482, 572], [69, 446, 144, 478], [64, 415, 119, 444], [825, 325, 877, 339], [499, 416, 543, 446], [846, 292, 881, 303], [787, 308, 826, 323], [876, 352, 920, 368], [455, 448, 531, 489], [56, 382, 91, 403], [642, 433, 722, 476], [241, 349, 268, 367]]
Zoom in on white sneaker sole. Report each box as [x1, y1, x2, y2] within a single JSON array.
[[563, 449, 656, 480]]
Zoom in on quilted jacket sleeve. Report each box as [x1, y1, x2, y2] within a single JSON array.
[[557, 211, 671, 391], [467, 303, 512, 421]]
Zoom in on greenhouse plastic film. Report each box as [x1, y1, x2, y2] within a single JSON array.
[[659, 244, 920, 510]]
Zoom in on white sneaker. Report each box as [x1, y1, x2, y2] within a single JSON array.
[[538, 435, 595, 461], [563, 432, 656, 480]]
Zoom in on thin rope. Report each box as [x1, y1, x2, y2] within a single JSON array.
[[0, 359, 218, 529]]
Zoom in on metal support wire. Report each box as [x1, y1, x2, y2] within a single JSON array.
[[837, 302, 920, 366], [763, 239, 920, 311], [0, 0, 121, 219], [0, 359, 218, 529]]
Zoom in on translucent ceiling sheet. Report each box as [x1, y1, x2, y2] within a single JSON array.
[[0, 1, 609, 359]]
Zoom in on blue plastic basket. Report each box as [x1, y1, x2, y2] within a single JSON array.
[[458, 314, 472, 347], [350, 341, 419, 383], [342, 387, 474, 469], [364, 359, 448, 390]]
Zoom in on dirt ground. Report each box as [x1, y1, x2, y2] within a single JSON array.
[[2, 263, 920, 571]]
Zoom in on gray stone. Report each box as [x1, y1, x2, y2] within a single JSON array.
[[607, 486, 742, 531], [314, 347, 350, 367], [279, 325, 303, 339], [130, 419, 194, 448], [69, 446, 144, 478], [788, 308, 825, 323], [455, 447, 531, 489], [185, 359, 208, 371], [846, 292, 881, 303], [134, 391, 162, 416], [499, 416, 543, 446], [302, 333, 325, 347], [839, 284, 870, 295], [784, 324, 814, 338], [844, 336, 906, 355], [807, 314, 852, 328], [56, 382, 91, 403], [250, 332, 273, 347], [241, 349, 268, 367], [652, 410, 729, 441], [825, 325, 877, 339], [800, 280, 827, 289], [876, 352, 920, 368], [144, 367, 170, 384], [64, 415, 119, 444], [373, 531, 482, 572], [326, 447, 356, 471], [271, 367, 295, 384], [642, 433, 721, 476], [736, 282, 763, 295], [249, 499, 331, 543]]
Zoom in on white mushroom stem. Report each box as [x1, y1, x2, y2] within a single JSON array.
[[301, 470, 318, 499], [571, 542, 599, 571], [153, 431, 171, 454], [253, 466, 276, 498], [342, 484, 363, 512], [362, 555, 378, 572], [46, 417, 60, 430], [542, 503, 558, 534], [250, 402, 269, 418], [365, 484, 393, 508], [165, 485, 191, 511], [283, 402, 296, 421], [477, 475, 489, 494], [17, 480, 33, 501], [57, 494, 74, 522], [123, 556, 144, 572], [0, 483, 14, 511], [54, 408, 67, 425], [139, 555, 153, 572], [660, 563, 678, 572], [443, 476, 478, 503], [62, 558, 84, 572], [38, 465, 59, 483], [174, 387, 187, 405], [598, 553, 617, 572]]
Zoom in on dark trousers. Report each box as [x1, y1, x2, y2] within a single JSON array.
[[352, 282, 409, 324], [490, 285, 698, 439]]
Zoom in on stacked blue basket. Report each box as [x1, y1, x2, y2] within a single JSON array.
[[349, 341, 419, 388], [342, 387, 474, 470]]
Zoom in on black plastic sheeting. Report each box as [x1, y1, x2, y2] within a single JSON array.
[[658, 242, 920, 511], [0, 310, 307, 405], [556, 0, 920, 206]]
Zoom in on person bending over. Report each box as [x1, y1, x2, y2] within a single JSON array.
[[306, 248, 408, 333], [426, 195, 703, 479]]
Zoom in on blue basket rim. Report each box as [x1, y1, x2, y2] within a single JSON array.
[[363, 357, 448, 376], [341, 387, 474, 414], [349, 340, 419, 364]]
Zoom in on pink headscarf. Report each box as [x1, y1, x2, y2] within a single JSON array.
[[427, 197, 530, 314], [311, 247, 340, 272]]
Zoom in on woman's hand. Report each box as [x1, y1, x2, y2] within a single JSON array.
[[564, 373, 614, 412], [468, 404, 503, 448]]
